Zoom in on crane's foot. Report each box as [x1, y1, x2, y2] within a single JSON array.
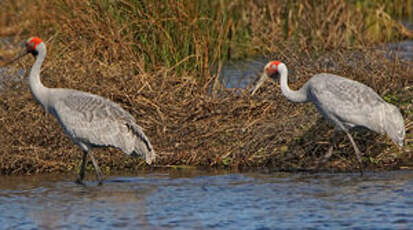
[[95, 172, 104, 186], [353, 145, 364, 176], [353, 149, 364, 176], [75, 177, 86, 186], [356, 156, 364, 177]]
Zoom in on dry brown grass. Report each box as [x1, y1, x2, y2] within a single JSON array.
[[0, 0, 412, 175]]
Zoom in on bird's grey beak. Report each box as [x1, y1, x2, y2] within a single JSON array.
[[145, 152, 157, 165], [250, 73, 267, 95], [1, 48, 28, 66]]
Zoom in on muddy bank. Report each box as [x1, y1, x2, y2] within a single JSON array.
[[0, 49, 411, 175]]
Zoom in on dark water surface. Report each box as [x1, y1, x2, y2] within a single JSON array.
[[0, 170, 412, 229]]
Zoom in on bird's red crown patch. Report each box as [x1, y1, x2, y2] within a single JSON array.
[[27, 37, 43, 50]]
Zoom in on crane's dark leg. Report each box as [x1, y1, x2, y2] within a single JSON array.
[[76, 150, 88, 185], [88, 151, 104, 185], [345, 131, 364, 176]]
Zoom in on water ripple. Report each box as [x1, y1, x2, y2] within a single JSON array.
[[0, 171, 411, 229]]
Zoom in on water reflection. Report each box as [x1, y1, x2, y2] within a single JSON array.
[[0, 170, 411, 229]]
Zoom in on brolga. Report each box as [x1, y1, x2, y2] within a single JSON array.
[[13, 37, 156, 185], [251, 60, 405, 174]]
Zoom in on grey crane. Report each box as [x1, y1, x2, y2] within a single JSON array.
[[251, 60, 405, 173], [15, 37, 156, 185]]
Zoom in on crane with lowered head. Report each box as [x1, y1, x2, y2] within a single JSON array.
[[251, 61, 405, 174]]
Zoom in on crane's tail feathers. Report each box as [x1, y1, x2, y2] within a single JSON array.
[[128, 123, 156, 165], [384, 104, 406, 147]]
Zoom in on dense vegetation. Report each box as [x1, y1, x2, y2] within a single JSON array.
[[0, 0, 411, 174]]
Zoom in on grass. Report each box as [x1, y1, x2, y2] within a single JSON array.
[[0, 0, 412, 174]]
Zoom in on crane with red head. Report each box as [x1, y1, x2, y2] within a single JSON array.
[[8, 37, 156, 185], [251, 60, 405, 173]]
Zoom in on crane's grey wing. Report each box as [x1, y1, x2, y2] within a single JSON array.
[[308, 74, 387, 133], [52, 92, 155, 163]]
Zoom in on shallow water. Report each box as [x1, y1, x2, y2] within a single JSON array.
[[0, 170, 412, 229]]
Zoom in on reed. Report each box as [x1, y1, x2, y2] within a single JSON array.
[[0, 0, 411, 174]]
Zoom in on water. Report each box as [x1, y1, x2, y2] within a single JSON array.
[[217, 57, 267, 89], [0, 36, 25, 91], [0, 170, 412, 229]]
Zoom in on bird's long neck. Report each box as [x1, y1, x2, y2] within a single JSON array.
[[29, 43, 50, 110], [278, 63, 309, 103]]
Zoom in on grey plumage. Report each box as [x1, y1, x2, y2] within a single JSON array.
[[20, 37, 155, 185], [50, 90, 154, 159], [306, 73, 405, 146], [251, 61, 405, 173]]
